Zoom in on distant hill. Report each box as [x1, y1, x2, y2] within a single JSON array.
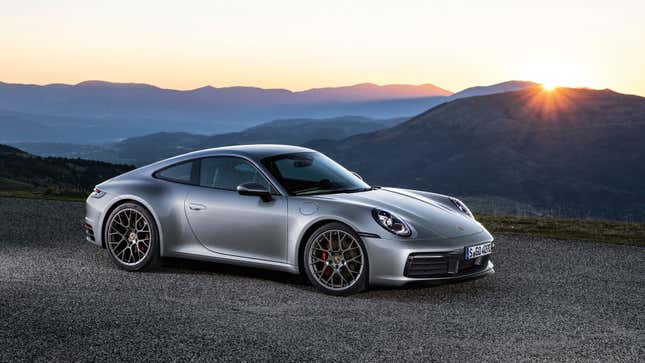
[[0, 144, 134, 192], [297, 83, 451, 101], [375, 80, 535, 118], [197, 115, 401, 148], [309, 86, 645, 221], [15, 116, 404, 165], [449, 80, 537, 99], [0, 80, 449, 142]]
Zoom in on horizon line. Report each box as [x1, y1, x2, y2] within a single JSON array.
[[0, 78, 634, 97], [0, 79, 457, 93]]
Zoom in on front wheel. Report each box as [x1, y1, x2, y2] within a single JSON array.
[[104, 202, 160, 271], [303, 222, 368, 296]]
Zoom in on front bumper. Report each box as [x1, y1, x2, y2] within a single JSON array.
[[364, 230, 494, 286]]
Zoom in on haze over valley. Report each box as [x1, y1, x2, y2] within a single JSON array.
[[0, 80, 535, 143]]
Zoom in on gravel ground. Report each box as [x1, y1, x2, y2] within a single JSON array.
[[0, 197, 643, 362]]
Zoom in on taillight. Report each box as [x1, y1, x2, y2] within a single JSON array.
[[91, 187, 106, 199]]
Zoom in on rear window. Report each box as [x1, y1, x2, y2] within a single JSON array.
[[155, 160, 195, 184]]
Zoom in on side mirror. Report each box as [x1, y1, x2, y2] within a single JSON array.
[[237, 182, 272, 202], [351, 171, 363, 181]]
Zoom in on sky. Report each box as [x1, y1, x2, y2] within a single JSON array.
[[1, 0, 644, 95]]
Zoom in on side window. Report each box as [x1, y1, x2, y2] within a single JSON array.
[[155, 161, 194, 184], [199, 157, 271, 191]]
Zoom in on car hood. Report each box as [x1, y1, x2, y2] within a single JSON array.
[[311, 187, 483, 239]]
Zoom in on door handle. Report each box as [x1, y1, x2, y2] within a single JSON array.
[[188, 202, 206, 211]]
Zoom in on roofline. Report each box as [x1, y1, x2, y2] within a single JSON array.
[[134, 144, 317, 172]]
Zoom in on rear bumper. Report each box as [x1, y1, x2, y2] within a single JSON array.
[[83, 220, 97, 245], [364, 230, 495, 286], [84, 194, 111, 248], [84, 216, 102, 247]]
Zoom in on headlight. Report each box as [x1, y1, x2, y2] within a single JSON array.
[[450, 197, 473, 218], [372, 209, 411, 237]]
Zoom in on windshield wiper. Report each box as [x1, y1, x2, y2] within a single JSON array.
[[342, 187, 374, 194], [293, 187, 369, 196]]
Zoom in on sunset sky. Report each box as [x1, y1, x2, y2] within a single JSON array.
[[1, 0, 643, 95]]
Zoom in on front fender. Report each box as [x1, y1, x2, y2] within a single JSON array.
[[287, 197, 384, 268]]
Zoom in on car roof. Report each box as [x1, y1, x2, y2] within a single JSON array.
[[149, 144, 316, 169], [107, 144, 318, 190], [191, 144, 314, 159]]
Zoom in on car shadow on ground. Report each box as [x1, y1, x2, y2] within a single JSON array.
[[362, 274, 496, 301], [158, 257, 309, 286], [152, 256, 495, 299]]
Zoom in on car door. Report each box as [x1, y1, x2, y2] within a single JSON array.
[[184, 156, 287, 262]]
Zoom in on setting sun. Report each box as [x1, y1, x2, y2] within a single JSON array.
[[520, 63, 587, 91], [541, 83, 557, 91]]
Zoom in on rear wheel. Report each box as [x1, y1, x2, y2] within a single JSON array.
[[303, 222, 368, 296], [105, 202, 160, 271]]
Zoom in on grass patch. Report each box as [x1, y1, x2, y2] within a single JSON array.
[[477, 213, 645, 246]]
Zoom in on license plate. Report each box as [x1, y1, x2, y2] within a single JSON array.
[[465, 242, 492, 260]]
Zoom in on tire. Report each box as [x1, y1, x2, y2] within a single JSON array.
[[303, 222, 368, 296], [104, 202, 160, 271]]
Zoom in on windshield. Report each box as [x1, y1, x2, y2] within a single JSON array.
[[261, 152, 371, 196]]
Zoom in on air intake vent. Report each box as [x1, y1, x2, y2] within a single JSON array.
[[404, 252, 489, 278]]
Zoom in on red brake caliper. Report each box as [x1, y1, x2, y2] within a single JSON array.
[[140, 233, 149, 252], [320, 251, 330, 276]]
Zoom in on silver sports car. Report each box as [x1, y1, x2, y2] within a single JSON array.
[[84, 145, 494, 295]]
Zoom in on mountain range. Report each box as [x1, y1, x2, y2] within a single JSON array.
[[0, 81, 447, 142], [0, 80, 534, 143]]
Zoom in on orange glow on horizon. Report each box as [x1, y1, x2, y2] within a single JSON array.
[[0, 2, 643, 95]]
